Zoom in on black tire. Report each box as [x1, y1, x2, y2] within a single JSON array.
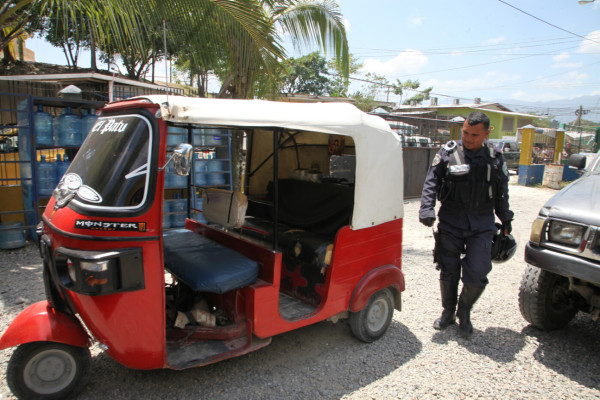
[[7, 342, 91, 400], [519, 265, 577, 330], [350, 288, 394, 343]]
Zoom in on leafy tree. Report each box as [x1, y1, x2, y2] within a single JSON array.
[[530, 113, 558, 129], [216, 0, 349, 99], [351, 73, 389, 112], [1, 1, 37, 64], [282, 52, 330, 95], [392, 78, 432, 105], [26, 3, 92, 70], [327, 54, 361, 97], [570, 118, 600, 131]]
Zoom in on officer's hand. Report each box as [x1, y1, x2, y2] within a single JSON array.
[[420, 217, 435, 227], [502, 220, 512, 235]]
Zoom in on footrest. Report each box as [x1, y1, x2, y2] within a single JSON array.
[[163, 229, 259, 293]]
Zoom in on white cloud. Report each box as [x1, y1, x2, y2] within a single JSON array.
[[361, 50, 428, 77], [552, 62, 583, 69], [533, 71, 589, 90], [577, 30, 600, 54], [483, 37, 506, 45], [430, 71, 521, 95], [411, 17, 423, 26], [509, 91, 565, 102], [553, 52, 570, 62]]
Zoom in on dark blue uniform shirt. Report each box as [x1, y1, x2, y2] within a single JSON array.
[[419, 140, 514, 233]]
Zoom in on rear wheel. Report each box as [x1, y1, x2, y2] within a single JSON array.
[[519, 265, 577, 330], [350, 288, 394, 342], [7, 342, 91, 400]]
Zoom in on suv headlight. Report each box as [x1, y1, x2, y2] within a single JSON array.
[[548, 220, 586, 248]]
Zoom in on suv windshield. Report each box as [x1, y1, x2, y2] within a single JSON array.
[[68, 114, 153, 211], [593, 154, 600, 173]]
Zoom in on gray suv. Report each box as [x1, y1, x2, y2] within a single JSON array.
[[489, 139, 520, 171], [519, 150, 600, 329]]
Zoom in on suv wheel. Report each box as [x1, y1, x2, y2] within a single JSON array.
[[519, 265, 577, 330]]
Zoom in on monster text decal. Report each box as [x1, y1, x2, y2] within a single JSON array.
[[75, 220, 147, 232]]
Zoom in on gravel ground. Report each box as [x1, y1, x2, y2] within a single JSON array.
[[1, 175, 600, 399]]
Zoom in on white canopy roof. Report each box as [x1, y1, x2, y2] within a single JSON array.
[[138, 95, 404, 230]]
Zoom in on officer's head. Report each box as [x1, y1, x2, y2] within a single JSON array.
[[462, 111, 490, 151]]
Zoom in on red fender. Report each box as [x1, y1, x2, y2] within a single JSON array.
[[0, 301, 91, 350], [349, 265, 405, 313]]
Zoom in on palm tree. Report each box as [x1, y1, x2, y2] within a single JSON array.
[[216, 0, 349, 99], [4, 0, 349, 100], [3, 0, 285, 75], [1, 0, 35, 63]]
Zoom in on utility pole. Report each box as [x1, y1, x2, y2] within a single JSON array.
[[575, 105, 591, 152]]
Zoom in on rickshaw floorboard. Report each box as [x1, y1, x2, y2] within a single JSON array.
[[279, 292, 317, 320], [166, 335, 272, 369]]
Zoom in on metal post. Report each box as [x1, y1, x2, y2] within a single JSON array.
[[520, 125, 535, 166], [272, 129, 279, 250]]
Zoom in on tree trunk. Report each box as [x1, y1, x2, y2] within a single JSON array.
[[90, 30, 97, 70]]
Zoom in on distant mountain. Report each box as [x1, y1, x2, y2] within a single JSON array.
[[492, 95, 600, 124]]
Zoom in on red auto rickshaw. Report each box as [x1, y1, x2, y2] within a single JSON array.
[[1, 96, 405, 399]]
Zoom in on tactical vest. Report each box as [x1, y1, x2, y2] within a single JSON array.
[[437, 141, 499, 212]]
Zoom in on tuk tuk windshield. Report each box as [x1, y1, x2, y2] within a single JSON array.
[[68, 114, 152, 211]]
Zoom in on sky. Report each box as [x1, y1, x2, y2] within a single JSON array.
[[25, 0, 600, 120]]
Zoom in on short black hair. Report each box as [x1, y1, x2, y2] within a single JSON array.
[[466, 111, 490, 130]]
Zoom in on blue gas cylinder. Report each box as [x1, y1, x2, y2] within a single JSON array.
[[167, 126, 187, 146], [54, 107, 82, 147], [34, 105, 54, 146], [55, 154, 71, 183], [0, 222, 26, 250], [38, 155, 57, 197], [194, 156, 208, 186], [163, 200, 172, 229], [165, 162, 187, 188], [170, 198, 187, 227], [81, 109, 98, 142]]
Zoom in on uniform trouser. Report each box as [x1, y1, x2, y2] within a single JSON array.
[[437, 228, 495, 287]]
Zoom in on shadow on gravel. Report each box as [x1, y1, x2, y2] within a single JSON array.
[[522, 314, 600, 390], [76, 318, 422, 400], [432, 326, 526, 363], [0, 245, 45, 315]]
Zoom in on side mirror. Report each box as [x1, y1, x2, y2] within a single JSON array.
[[172, 143, 193, 176], [568, 154, 586, 170]]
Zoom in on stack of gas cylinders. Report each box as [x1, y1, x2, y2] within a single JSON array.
[[34, 105, 98, 148], [37, 154, 71, 197], [33, 106, 98, 196]]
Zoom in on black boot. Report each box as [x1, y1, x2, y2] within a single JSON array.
[[456, 284, 485, 338], [433, 279, 458, 330]]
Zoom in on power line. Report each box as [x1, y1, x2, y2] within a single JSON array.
[[497, 0, 600, 45]]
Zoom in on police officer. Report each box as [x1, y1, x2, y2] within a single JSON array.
[[419, 111, 513, 338]]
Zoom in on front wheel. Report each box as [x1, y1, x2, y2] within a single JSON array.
[[350, 288, 394, 342], [7, 342, 91, 400], [519, 265, 577, 330]]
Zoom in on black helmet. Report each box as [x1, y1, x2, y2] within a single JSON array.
[[491, 223, 517, 263]]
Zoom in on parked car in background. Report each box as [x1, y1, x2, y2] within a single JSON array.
[[489, 138, 520, 171], [404, 136, 432, 148]]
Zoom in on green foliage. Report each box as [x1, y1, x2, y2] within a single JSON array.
[[349, 75, 434, 111], [403, 86, 432, 105], [570, 118, 600, 131], [6, 0, 350, 100], [1, 0, 38, 63], [285, 52, 330, 95], [327, 54, 361, 97]]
